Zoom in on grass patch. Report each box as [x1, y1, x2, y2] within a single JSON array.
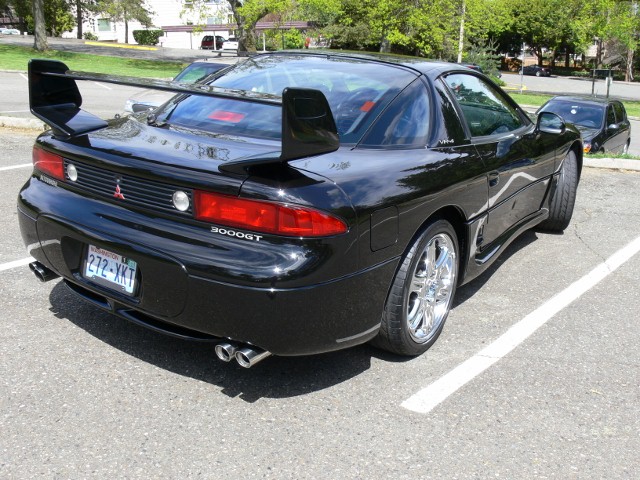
[[589, 152, 639, 160], [0, 44, 185, 78], [508, 92, 552, 108]]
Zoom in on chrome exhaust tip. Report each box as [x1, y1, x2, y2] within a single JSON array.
[[235, 347, 271, 368], [29, 261, 59, 282], [214, 342, 238, 362]]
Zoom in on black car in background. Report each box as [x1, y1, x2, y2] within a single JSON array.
[[521, 65, 551, 77], [22, 53, 582, 367], [538, 96, 631, 154]]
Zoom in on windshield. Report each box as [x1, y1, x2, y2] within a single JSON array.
[[173, 63, 226, 83], [540, 101, 604, 128], [157, 54, 418, 143]]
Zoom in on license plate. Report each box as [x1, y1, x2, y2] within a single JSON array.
[[83, 245, 138, 295]]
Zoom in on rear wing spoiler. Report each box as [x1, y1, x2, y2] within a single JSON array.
[[28, 59, 339, 172]]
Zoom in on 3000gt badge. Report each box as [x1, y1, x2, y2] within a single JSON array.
[[211, 226, 263, 242]]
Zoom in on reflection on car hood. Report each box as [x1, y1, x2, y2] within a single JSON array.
[[573, 124, 599, 141]]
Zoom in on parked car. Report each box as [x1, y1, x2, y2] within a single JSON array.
[[0, 27, 20, 34], [538, 96, 631, 154], [222, 37, 239, 50], [24, 53, 582, 367], [124, 61, 228, 113], [521, 65, 551, 77], [200, 35, 224, 50]]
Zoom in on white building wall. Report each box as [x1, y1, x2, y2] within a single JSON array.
[[63, 0, 233, 50]]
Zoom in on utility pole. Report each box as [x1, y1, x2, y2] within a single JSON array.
[[457, 0, 466, 63]]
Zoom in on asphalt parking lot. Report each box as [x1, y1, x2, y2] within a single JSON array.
[[1, 126, 639, 479]]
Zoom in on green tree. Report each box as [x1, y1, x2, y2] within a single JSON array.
[[6, 0, 74, 38]]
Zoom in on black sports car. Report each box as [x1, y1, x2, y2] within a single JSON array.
[[19, 52, 582, 367]]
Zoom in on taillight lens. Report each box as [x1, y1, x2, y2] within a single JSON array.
[[194, 191, 348, 237], [33, 146, 64, 181]]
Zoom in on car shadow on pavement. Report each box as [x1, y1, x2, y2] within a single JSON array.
[[47, 281, 391, 402], [45, 228, 547, 402]]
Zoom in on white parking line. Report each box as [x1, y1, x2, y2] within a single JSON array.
[[402, 234, 640, 414], [0, 163, 31, 172], [19, 73, 27, 81], [0, 257, 34, 273], [93, 82, 112, 90]]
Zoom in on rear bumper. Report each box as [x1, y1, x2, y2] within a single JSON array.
[[18, 178, 397, 356]]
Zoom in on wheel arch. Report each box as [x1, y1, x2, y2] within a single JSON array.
[[402, 205, 469, 285], [569, 140, 583, 180]]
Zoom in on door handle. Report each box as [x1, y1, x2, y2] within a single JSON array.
[[489, 171, 500, 187]]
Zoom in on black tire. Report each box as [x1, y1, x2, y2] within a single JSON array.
[[372, 220, 459, 356], [538, 149, 578, 232]]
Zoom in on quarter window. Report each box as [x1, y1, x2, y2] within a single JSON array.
[[612, 102, 626, 123], [444, 74, 524, 137], [360, 80, 430, 148], [606, 106, 616, 126]]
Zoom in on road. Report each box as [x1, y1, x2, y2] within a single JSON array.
[[502, 71, 640, 101], [1, 128, 639, 478]]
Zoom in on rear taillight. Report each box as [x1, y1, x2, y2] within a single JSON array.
[[194, 191, 348, 237], [32, 146, 64, 181]]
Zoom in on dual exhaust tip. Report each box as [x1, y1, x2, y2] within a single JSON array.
[[29, 261, 59, 282], [28, 262, 270, 368], [215, 342, 271, 368]]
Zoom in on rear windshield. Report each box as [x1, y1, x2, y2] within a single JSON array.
[[158, 54, 417, 143]]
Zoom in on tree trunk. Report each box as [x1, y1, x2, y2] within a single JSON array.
[[124, 18, 129, 43], [380, 36, 390, 53], [76, 1, 83, 39], [626, 48, 634, 82], [32, 0, 48, 51], [535, 47, 543, 66]]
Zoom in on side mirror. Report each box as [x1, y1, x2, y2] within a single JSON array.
[[536, 111, 565, 135]]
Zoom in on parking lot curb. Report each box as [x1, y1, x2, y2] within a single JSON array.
[[584, 157, 640, 171], [0, 115, 45, 130]]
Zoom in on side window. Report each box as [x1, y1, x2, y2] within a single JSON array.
[[613, 102, 626, 123], [360, 79, 430, 148], [444, 73, 524, 137]]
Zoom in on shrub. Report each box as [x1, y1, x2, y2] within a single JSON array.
[[133, 30, 163, 46], [83, 31, 98, 41]]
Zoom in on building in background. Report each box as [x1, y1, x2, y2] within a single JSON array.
[[63, 0, 234, 50]]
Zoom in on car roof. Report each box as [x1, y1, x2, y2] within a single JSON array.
[[547, 95, 618, 106], [257, 51, 478, 80]]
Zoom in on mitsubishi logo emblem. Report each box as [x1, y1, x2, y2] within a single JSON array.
[[113, 177, 125, 200]]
